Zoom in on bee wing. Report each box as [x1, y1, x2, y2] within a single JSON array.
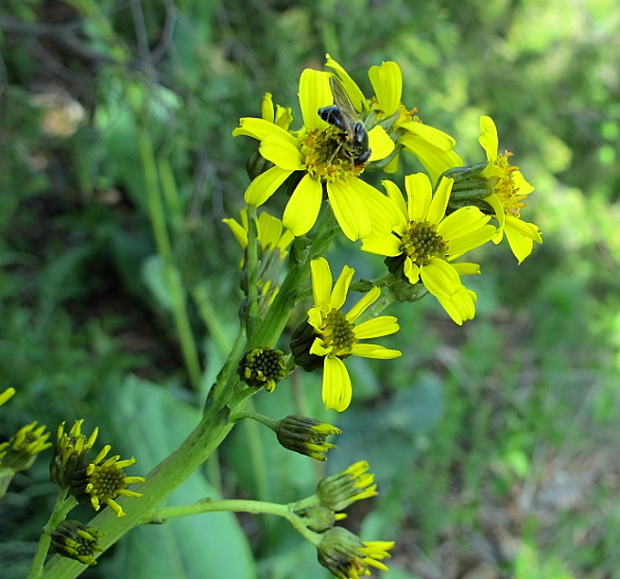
[[328, 76, 361, 140]]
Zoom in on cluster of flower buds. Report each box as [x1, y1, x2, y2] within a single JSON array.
[[296, 461, 394, 578], [0, 388, 52, 498], [50, 420, 145, 518]]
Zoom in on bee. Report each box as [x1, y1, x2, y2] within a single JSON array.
[[318, 76, 371, 166]]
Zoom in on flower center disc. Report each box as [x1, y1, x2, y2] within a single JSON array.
[[399, 221, 447, 266], [302, 128, 365, 182], [322, 310, 356, 357]]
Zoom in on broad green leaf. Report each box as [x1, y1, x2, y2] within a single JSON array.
[[105, 375, 256, 579]]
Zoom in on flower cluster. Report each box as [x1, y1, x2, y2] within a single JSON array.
[[51, 420, 145, 517], [294, 462, 393, 578], [1, 389, 51, 481], [229, 55, 542, 417], [223, 56, 543, 577]]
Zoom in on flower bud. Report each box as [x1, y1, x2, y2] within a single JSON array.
[[276, 415, 341, 461], [0, 422, 51, 472], [50, 420, 98, 487], [290, 321, 323, 372], [317, 526, 394, 579], [317, 461, 377, 512], [237, 346, 287, 392], [51, 520, 104, 566]]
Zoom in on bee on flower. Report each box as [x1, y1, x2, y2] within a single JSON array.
[[233, 66, 395, 241], [325, 55, 463, 181]]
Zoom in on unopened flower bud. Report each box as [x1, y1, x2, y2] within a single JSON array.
[[51, 520, 104, 566], [296, 504, 339, 533], [290, 321, 323, 372], [0, 422, 51, 472], [237, 346, 287, 392], [276, 415, 341, 461], [317, 461, 377, 512], [50, 420, 98, 487], [317, 526, 395, 579]]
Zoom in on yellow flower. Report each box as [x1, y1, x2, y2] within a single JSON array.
[[223, 208, 294, 259], [51, 420, 144, 517], [478, 116, 542, 263], [234, 68, 394, 241], [326, 56, 462, 181], [76, 445, 145, 517], [291, 258, 401, 412], [361, 173, 496, 325]]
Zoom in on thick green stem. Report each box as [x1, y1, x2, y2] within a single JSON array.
[[41, 184, 338, 579], [27, 490, 76, 579], [42, 384, 252, 579]]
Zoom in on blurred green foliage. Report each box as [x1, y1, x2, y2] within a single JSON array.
[[1, 0, 619, 578]]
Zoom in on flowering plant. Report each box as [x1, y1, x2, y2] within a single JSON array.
[[4, 55, 541, 579]]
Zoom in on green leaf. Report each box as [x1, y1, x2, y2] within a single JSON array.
[[105, 375, 256, 579]]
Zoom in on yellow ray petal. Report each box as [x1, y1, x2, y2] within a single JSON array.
[[323, 356, 352, 412], [282, 174, 323, 236]]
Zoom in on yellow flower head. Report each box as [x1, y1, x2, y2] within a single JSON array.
[[290, 258, 401, 411], [75, 445, 145, 517], [223, 208, 294, 259], [478, 115, 543, 263], [234, 67, 394, 241], [361, 173, 496, 325]]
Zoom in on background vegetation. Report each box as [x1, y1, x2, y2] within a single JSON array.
[[1, 0, 619, 578]]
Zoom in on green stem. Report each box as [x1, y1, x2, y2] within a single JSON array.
[[245, 205, 260, 337], [41, 182, 338, 579], [27, 490, 76, 579], [358, 289, 397, 322], [137, 125, 202, 392], [157, 156, 184, 234], [42, 382, 252, 579], [230, 410, 278, 431], [248, 206, 337, 350], [155, 497, 289, 521], [151, 498, 320, 545]]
